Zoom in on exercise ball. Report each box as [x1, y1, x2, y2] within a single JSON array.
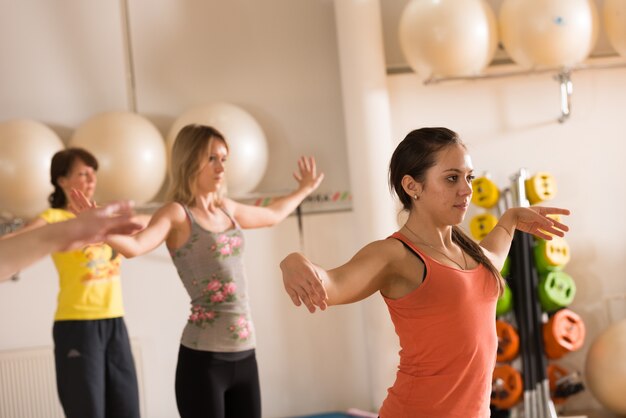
[[499, 0, 599, 68], [585, 318, 626, 415], [167, 103, 269, 196], [0, 119, 64, 219], [604, 0, 626, 57], [70, 111, 166, 204], [398, 0, 498, 78]]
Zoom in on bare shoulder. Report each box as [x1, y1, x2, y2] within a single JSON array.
[[153, 202, 187, 223], [352, 237, 408, 266], [220, 197, 239, 215]]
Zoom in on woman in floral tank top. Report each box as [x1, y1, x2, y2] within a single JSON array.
[[73, 124, 323, 418]]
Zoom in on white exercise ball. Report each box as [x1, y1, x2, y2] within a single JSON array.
[[398, 0, 498, 78], [585, 318, 626, 415], [604, 0, 626, 57], [69, 111, 166, 204], [0, 119, 65, 219], [499, 0, 599, 68], [167, 103, 269, 196]]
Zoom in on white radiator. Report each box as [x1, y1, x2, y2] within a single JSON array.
[[0, 341, 145, 418]]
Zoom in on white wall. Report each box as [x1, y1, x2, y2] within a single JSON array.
[[387, 66, 626, 416]]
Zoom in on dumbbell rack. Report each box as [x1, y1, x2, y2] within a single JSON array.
[[506, 168, 558, 418]]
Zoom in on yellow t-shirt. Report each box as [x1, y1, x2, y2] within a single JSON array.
[[40, 208, 125, 320]]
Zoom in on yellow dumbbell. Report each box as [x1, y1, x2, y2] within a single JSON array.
[[534, 237, 571, 273], [469, 213, 498, 240], [471, 177, 500, 208], [525, 172, 557, 205]]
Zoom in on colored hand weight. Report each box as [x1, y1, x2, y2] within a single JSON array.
[[491, 364, 523, 409], [496, 320, 520, 362], [471, 176, 500, 208], [525, 172, 557, 205], [534, 237, 570, 273], [496, 281, 513, 317], [543, 308, 586, 359], [538, 271, 576, 312], [547, 363, 584, 404], [469, 213, 498, 240]]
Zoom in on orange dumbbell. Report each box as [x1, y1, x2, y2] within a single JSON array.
[[496, 320, 520, 362], [547, 363, 584, 404], [543, 309, 586, 359], [491, 364, 523, 409]]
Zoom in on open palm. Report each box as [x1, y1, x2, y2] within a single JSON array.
[[516, 206, 570, 240]]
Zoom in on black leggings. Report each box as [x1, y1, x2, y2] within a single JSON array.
[[175, 345, 261, 418]]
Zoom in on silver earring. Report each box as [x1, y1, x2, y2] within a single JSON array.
[[413, 194, 418, 200]]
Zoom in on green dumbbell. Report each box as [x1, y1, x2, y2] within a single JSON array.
[[538, 271, 576, 312], [496, 281, 513, 317], [501, 256, 510, 278], [534, 237, 570, 274]]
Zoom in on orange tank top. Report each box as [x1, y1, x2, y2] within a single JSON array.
[[379, 232, 499, 418]]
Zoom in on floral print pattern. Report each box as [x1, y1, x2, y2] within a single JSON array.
[[203, 274, 237, 304], [229, 316, 251, 341], [211, 233, 243, 258], [188, 305, 219, 326], [188, 273, 238, 327]]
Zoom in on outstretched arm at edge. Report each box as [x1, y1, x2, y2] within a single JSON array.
[[0, 202, 140, 281]]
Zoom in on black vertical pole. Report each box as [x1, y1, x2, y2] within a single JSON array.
[[509, 167, 556, 418], [511, 230, 537, 417], [529, 237, 558, 418]]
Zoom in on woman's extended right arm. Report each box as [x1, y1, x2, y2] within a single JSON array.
[[279, 239, 401, 313], [106, 203, 181, 258]]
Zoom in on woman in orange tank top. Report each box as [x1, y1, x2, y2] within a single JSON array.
[[280, 127, 570, 418]]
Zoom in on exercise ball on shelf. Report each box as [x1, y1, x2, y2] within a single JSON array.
[[585, 318, 626, 415], [499, 0, 599, 68], [166, 103, 269, 197], [0, 119, 64, 219], [69, 111, 166, 204], [604, 0, 626, 57], [398, 0, 498, 79]]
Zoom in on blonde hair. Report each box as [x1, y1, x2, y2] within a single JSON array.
[[167, 124, 229, 207]]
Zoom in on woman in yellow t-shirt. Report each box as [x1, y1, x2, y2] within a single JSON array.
[[13, 148, 139, 418]]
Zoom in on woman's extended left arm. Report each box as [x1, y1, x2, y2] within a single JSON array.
[[480, 206, 570, 270], [226, 156, 324, 229]]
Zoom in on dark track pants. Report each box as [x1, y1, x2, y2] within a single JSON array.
[[53, 317, 140, 418]]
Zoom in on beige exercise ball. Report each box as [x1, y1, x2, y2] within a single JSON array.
[[585, 318, 626, 415], [604, 0, 626, 57], [167, 103, 269, 196], [398, 0, 498, 78], [69, 111, 166, 204], [0, 119, 64, 219], [499, 0, 599, 68]]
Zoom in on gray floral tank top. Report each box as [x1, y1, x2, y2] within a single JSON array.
[[168, 204, 255, 352]]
